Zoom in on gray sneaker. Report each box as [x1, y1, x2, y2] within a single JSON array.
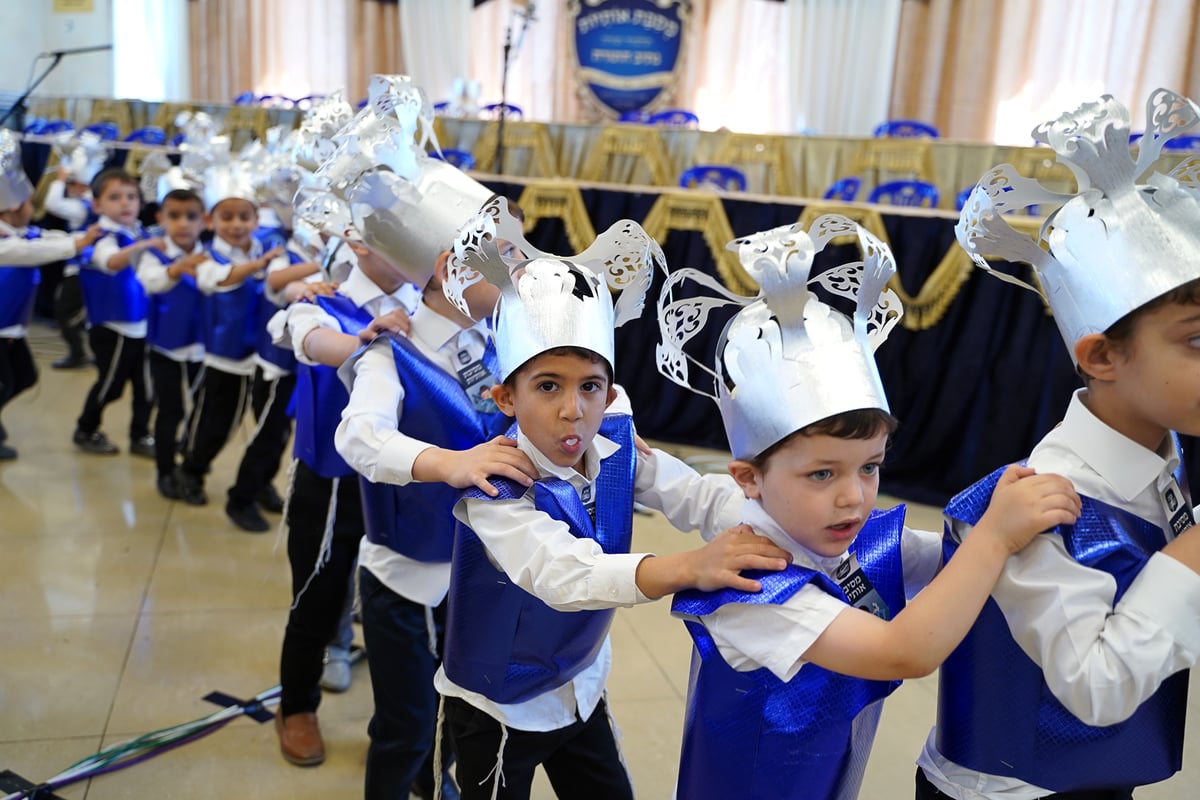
[[73, 429, 119, 455], [320, 646, 352, 693]]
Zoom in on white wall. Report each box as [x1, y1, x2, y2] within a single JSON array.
[[0, 0, 114, 98]]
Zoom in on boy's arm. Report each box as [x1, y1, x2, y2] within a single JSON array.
[[43, 180, 89, 228], [0, 231, 80, 266], [135, 249, 203, 293], [96, 236, 165, 272], [633, 447, 745, 540], [269, 301, 357, 367], [266, 260, 320, 291]]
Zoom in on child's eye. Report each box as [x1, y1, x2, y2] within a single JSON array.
[[809, 469, 833, 481], [861, 463, 881, 476], [581, 381, 602, 392], [537, 381, 557, 392]]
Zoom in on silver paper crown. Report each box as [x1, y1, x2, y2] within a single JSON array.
[[202, 136, 260, 212], [446, 195, 665, 381], [957, 88, 1200, 354], [54, 130, 109, 184], [0, 129, 33, 210], [656, 215, 903, 460]]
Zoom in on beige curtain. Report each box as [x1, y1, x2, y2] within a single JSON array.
[[348, 0, 405, 104], [189, 0, 257, 102], [891, 0, 1200, 143]]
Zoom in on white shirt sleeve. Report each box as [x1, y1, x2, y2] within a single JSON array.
[[195, 257, 232, 293], [262, 252, 293, 306], [43, 181, 90, 229], [901, 525, 944, 599], [90, 234, 125, 273], [0, 232, 77, 265], [271, 302, 342, 365], [135, 250, 176, 294], [969, 521, 1200, 725], [634, 448, 744, 540], [334, 337, 436, 485]]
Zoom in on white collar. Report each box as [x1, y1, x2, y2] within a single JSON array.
[[518, 429, 620, 483], [1061, 390, 1178, 502], [411, 298, 486, 353], [163, 237, 203, 257], [338, 266, 390, 308], [98, 215, 141, 238], [211, 235, 261, 260], [741, 498, 851, 575]]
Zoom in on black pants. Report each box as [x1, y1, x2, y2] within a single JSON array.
[[227, 368, 294, 508], [915, 767, 1133, 800], [0, 337, 37, 431], [54, 273, 88, 360], [359, 568, 454, 800], [148, 351, 200, 479], [180, 366, 251, 482], [279, 462, 364, 716], [444, 695, 633, 800], [76, 326, 152, 439]]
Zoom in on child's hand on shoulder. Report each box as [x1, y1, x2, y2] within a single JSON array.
[[977, 465, 1081, 554], [359, 307, 412, 342], [172, 252, 206, 278], [143, 236, 167, 252], [291, 280, 338, 303], [412, 436, 539, 496], [689, 525, 792, 592], [75, 223, 104, 251], [263, 245, 285, 262]]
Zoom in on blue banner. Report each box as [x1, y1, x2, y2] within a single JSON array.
[[570, 0, 690, 116]]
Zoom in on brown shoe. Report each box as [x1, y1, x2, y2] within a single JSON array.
[[275, 709, 325, 766]]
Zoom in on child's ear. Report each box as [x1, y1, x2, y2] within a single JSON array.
[[605, 385, 617, 408], [728, 460, 763, 499], [1073, 333, 1119, 382], [490, 383, 516, 417], [433, 250, 452, 283]]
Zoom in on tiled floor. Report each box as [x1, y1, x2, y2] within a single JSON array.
[[3, 321, 1199, 799]]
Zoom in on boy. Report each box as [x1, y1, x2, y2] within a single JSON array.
[[655, 217, 1079, 800], [73, 168, 160, 456], [435, 197, 792, 800], [917, 90, 1200, 798], [135, 177, 207, 500], [0, 130, 101, 459]]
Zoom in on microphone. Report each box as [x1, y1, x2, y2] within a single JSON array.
[[513, 2, 537, 51], [40, 44, 113, 58]]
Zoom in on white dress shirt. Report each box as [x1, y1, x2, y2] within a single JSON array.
[[918, 389, 1200, 799], [0, 220, 80, 337], [42, 181, 90, 230], [195, 235, 286, 377], [433, 425, 744, 733], [135, 237, 205, 362], [88, 215, 147, 339]]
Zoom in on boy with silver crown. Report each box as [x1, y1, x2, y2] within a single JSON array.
[[435, 197, 793, 800], [917, 90, 1200, 799], [658, 216, 1078, 800], [0, 130, 102, 459]]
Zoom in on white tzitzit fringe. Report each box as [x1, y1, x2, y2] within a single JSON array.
[[272, 457, 299, 555], [479, 723, 509, 800], [433, 695, 447, 800], [604, 691, 636, 798], [424, 605, 438, 658], [290, 475, 340, 610]]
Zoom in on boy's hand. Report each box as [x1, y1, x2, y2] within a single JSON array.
[[170, 252, 206, 279], [977, 465, 1081, 554], [75, 224, 105, 251], [412, 436, 539, 496], [687, 525, 792, 592], [634, 433, 652, 456], [358, 307, 412, 343], [263, 245, 285, 263], [143, 236, 167, 252], [295, 281, 339, 302]]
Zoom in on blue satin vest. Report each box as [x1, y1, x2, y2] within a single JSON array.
[[291, 294, 373, 478], [936, 461, 1190, 792], [254, 248, 306, 371], [672, 505, 907, 800], [442, 414, 637, 705], [142, 247, 204, 352], [202, 247, 263, 360], [78, 229, 150, 325], [0, 227, 44, 330], [358, 333, 510, 561]]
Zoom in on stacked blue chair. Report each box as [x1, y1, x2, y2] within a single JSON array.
[[868, 179, 940, 208], [431, 149, 477, 170], [649, 109, 699, 128], [294, 95, 327, 110], [1164, 135, 1200, 151], [873, 119, 939, 138], [24, 119, 75, 135], [83, 122, 121, 141], [233, 91, 257, 105], [618, 110, 650, 124], [822, 176, 861, 201], [258, 95, 296, 109], [679, 165, 747, 192], [955, 186, 973, 211], [433, 101, 453, 115], [482, 103, 523, 120], [124, 126, 167, 145]]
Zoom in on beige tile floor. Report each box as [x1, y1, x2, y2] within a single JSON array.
[[3, 321, 1199, 799]]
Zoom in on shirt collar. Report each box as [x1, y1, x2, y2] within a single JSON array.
[[518, 429, 620, 484], [338, 266, 388, 308], [741, 498, 851, 575], [164, 238, 203, 257], [212, 235, 260, 260], [410, 298, 485, 353], [98, 215, 141, 237], [1063, 389, 1177, 502]]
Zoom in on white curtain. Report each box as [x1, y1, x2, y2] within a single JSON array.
[[113, 0, 189, 101], [466, 1, 570, 121], [399, 0, 472, 105], [251, 0, 349, 100]]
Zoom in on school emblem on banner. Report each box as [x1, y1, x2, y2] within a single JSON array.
[[568, 0, 691, 118]]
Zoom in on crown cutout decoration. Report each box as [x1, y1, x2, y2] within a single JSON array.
[[53, 130, 109, 185], [0, 129, 33, 211], [656, 215, 902, 460]]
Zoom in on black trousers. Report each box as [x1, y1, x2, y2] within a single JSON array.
[[179, 366, 251, 482], [0, 337, 37, 430], [279, 462, 364, 717], [148, 351, 200, 479], [444, 695, 633, 800], [76, 326, 152, 439], [915, 767, 1133, 800], [54, 272, 88, 360], [227, 368, 295, 507]]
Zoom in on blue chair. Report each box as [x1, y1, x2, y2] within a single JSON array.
[[955, 186, 973, 211], [822, 176, 861, 201], [679, 165, 747, 192], [258, 95, 295, 109], [355, 97, 369, 111], [123, 125, 167, 145], [84, 121, 121, 141], [1164, 135, 1200, 151], [868, 179, 940, 208], [233, 91, 257, 105], [294, 94, 327, 110], [169, 132, 187, 147], [649, 109, 699, 128], [481, 103, 523, 120], [618, 110, 650, 124], [433, 101, 453, 115], [431, 148, 477, 170], [24, 119, 75, 135], [873, 119, 939, 138]]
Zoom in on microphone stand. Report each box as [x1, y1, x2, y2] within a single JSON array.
[[1, 53, 64, 130], [494, 6, 535, 175]]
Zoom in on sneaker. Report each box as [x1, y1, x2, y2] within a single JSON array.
[[0, 443, 16, 461], [319, 646, 352, 693], [256, 484, 285, 514], [73, 429, 119, 455], [156, 473, 183, 500], [129, 435, 156, 459], [174, 469, 208, 506], [52, 355, 92, 370], [226, 500, 270, 533]]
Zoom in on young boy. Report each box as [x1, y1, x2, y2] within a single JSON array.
[[655, 217, 1079, 800], [0, 130, 101, 458], [135, 178, 207, 500], [73, 168, 160, 456], [917, 90, 1200, 798], [435, 197, 793, 800]]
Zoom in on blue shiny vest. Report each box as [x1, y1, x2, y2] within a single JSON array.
[[291, 294, 373, 478], [358, 333, 510, 561], [254, 248, 306, 371], [0, 227, 44, 330], [202, 246, 263, 360], [142, 247, 203, 351], [672, 505, 907, 800], [442, 415, 637, 705], [78, 229, 149, 325], [936, 462, 1190, 791]]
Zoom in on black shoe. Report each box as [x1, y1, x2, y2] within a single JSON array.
[[0, 420, 7, 442], [226, 500, 270, 533], [156, 473, 183, 500], [0, 443, 16, 461], [129, 435, 156, 459], [256, 484, 284, 514], [411, 771, 460, 800], [174, 468, 208, 506], [73, 429, 119, 455], [52, 355, 92, 370]]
